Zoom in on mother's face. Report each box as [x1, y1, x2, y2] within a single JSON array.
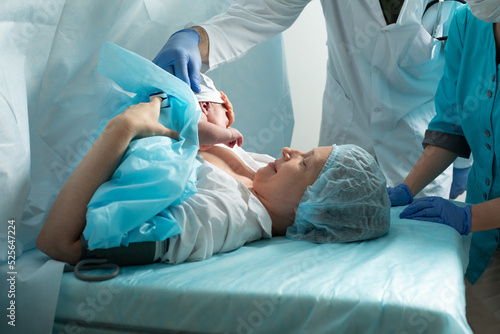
[[252, 146, 333, 226]]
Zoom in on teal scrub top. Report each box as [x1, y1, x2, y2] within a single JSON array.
[[428, 6, 500, 284]]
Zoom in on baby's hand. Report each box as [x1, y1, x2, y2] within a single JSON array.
[[225, 128, 243, 148]]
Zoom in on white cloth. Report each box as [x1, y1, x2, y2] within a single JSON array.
[[201, 0, 463, 198], [468, 0, 500, 23], [195, 73, 224, 103], [163, 147, 273, 263]]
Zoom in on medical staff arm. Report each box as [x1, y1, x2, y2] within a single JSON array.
[[200, 0, 310, 70], [36, 98, 178, 265], [153, 27, 209, 93], [471, 198, 500, 232], [198, 121, 243, 149], [192, 26, 209, 64], [403, 144, 458, 197], [154, 0, 309, 90]]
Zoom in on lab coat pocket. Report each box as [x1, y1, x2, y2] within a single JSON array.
[[399, 25, 442, 71], [320, 75, 353, 145]]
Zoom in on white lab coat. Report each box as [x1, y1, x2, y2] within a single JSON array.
[[202, 0, 459, 197]]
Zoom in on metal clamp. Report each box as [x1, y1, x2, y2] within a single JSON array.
[[150, 91, 170, 108]]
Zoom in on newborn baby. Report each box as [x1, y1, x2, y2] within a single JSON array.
[[195, 74, 243, 150]]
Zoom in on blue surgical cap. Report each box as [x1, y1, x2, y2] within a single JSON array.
[[286, 144, 391, 243]]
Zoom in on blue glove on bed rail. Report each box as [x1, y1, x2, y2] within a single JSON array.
[[400, 196, 472, 235], [387, 183, 413, 206]]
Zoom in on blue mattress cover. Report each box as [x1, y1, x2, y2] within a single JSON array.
[[54, 207, 472, 333]]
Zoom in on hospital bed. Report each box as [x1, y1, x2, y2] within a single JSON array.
[[0, 1, 472, 333], [52, 206, 471, 333]]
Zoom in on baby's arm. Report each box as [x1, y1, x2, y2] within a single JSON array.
[[198, 120, 243, 148], [36, 97, 178, 265]]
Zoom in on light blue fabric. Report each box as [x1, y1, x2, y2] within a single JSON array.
[[287, 144, 391, 243], [54, 207, 472, 334], [83, 42, 202, 249], [0, 250, 65, 334], [429, 5, 500, 284]]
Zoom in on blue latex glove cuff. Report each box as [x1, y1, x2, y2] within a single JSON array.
[[171, 28, 200, 43], [387, 183, 413, 206], [461, 205, 472, 235]]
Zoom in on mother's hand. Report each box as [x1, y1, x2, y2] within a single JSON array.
[[111, 96, 179, 141]]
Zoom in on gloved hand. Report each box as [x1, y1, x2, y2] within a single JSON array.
[[449, 167, 471, 199], [153, 29, 202, 93], [387, 183, 413, 206], [399, 196, 472, 235]]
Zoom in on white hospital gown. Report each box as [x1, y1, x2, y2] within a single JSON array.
[[162, 146, 273, 263]]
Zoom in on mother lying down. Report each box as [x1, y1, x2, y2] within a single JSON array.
[[36, 96, 391, 267]]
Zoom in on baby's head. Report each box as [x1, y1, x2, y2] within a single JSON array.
[[195, 73, 234, 128], [253, 144, 390, 242]]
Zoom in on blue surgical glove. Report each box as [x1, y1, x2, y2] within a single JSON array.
[[387, 183, 413, 206], [153, 29, 202, 93], [399, 196, 472, 235], [449, 167, 471, 199]]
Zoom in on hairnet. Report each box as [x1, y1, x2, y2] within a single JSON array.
[[286, 144, 391, 243]]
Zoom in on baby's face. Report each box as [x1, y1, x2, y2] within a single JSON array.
[[206, 102, 230, 128], [253, 146, 333, 235]]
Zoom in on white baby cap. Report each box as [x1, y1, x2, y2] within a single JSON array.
[[195, 73, 224, 104]]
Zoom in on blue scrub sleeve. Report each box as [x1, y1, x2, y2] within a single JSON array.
[[423, 129, 471, 158], [427, 8, 466, 140], [83, 42, 202, 249]]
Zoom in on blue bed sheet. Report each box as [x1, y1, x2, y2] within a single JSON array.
[[53, 207, 472, 333]]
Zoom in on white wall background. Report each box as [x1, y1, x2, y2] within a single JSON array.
[[284, 0, 327, 153]]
